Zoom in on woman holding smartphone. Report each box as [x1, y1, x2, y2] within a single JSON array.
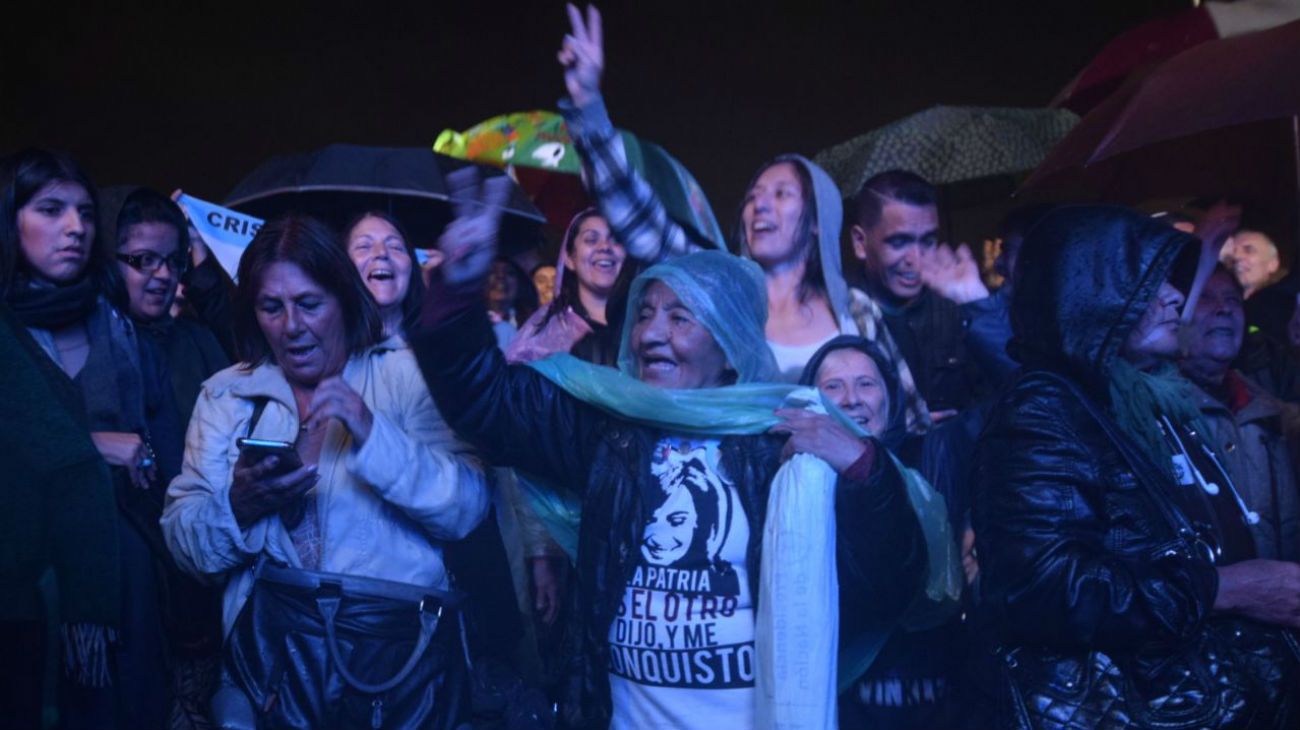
[[161, 214, 489, 729]]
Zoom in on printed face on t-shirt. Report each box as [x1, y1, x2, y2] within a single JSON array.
[[644, 485, 699, 565], [643, 443, 730, 569]]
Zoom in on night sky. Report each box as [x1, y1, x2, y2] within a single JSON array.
[[4, 1, 1189, 225]]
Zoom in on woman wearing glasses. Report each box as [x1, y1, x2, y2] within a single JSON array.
[[104, 185, 231, 728], [105, 186, 230, 429]]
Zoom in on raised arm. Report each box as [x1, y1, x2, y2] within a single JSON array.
[[558, 4, 701, 261], [412, 167, 605, 489]]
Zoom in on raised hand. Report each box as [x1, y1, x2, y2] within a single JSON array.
[[438, 167, 512, 285], [921, 242, 989, 304], [1182, 200, 1243, 322], [557, 4, 604, 108]]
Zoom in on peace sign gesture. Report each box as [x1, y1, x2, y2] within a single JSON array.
[[557, 4, 604, 108], [438, 167, 513, 285]]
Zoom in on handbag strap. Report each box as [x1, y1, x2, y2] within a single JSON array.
[[246, 396, 268, 438], [316, 591, 442, 695], [1024, 370, 1210, 558]]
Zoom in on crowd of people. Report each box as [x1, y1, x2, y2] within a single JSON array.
[[4, 5, 1300, 730]]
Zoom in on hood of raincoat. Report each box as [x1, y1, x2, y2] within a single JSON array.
[[616, 249, 778, 384], [738, 154, 854, 329], [1010, 204, 1197, 391], [798, 334, 908, 450]]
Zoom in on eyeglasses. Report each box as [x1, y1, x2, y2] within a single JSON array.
[[115, 251, 189, 275]]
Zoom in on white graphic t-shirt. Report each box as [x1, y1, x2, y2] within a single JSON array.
[[608, 437, 755, 730]]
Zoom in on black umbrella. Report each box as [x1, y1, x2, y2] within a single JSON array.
[[225, 144, 546, 254]]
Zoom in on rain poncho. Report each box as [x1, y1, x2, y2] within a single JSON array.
[[518, 251, 959, 724]]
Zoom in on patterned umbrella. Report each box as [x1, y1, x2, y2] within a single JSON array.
[[813, 106, 1080, 198], [436, 110, 725, 247]]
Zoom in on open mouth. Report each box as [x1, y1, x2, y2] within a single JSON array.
[[367, 269, 395, 282], [286, 343, 317, 360], [750, 221, 777, 236], [893, 270, 921, 286], [591, 258, 618, 272], [641, 355, 678, 373]]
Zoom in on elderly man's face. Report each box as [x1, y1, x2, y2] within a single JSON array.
[[1186, 271, 1246, 366], [1225, 231, 1280, 294]]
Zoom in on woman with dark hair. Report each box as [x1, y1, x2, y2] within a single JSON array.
[[103, 185, 231, 729], [509, 208, 630, 366], [1, 148, 178, 728], [486, 255, 539, 340], [554, 7, 930, 430], [342, 210, 424, 340], [162, 214, 489, 729], [972, 206, 1300, 728]]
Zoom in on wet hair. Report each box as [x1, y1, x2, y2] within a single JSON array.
[[850, 169, 938, 231], [733, 155, 825, 305], [233, 214, 382, 366], [0, 148, 117, 299], [341, 210, 425, 336]]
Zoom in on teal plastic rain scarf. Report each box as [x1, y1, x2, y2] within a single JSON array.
[[520, 251, 961, 700]]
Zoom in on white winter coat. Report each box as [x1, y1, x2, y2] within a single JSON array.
[[161, 345, 488, 634]]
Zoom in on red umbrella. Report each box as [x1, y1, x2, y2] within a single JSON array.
[[1053, 1, 1300, 115], [1052, 7, 1218, 115], [1023, 19, 1300, 202]]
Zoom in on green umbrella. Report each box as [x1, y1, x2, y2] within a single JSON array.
[[436, 110, 725, 247], [814, 105, 1080, 197]]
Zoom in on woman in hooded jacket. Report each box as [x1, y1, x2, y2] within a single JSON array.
[[553, 6, 930, 431], [971, 205, 1300, 729], [801, 335, 975, 729], [413, 175, 930, 728]]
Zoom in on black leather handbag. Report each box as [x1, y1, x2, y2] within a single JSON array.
[[222, 561, 470, 729]]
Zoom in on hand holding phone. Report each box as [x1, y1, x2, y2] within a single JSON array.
[[230, 438, 315, 529], [236, 437, 304, 477]]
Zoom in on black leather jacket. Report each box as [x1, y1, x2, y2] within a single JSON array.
[[972, 206, 1299, 729], [413, 298, 927, 728]]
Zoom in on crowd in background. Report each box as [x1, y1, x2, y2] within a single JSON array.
[[4, 4, 1300, 730]]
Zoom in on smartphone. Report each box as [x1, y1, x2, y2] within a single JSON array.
[[236, 437, 303, 476]]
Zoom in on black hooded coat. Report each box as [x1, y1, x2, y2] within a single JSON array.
[[970, 206, 1300, 729]]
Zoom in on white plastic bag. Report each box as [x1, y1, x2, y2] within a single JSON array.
[[755, 390, 839, 730]]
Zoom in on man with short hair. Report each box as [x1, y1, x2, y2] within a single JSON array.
[[1180, 266, 1300, 561], [1223, 229, 1283, 298], [848, 170, 987, 418]]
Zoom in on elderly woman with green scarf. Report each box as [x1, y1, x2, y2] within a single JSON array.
[[413, 174, 935, 729]]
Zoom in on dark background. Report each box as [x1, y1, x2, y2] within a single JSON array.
[[2, 0, 1189, 227]]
